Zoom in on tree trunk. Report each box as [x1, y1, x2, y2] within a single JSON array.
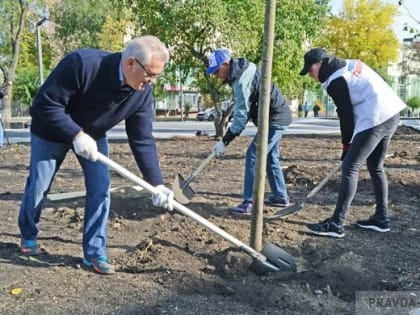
[[2, 0, 26, 127], [214, 113, 230, 139], [250, 0, 276, 251], [2, 84, 13, 128]]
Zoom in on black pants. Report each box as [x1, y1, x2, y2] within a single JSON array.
[[332, 114, 400, 225]]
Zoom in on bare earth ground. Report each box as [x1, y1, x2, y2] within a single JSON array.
[[0, 126, 419, 315]]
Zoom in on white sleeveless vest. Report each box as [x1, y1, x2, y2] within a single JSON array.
[[321, 60, 406, 139]]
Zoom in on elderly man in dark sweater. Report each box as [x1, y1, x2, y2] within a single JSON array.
[[18, 35, 173, 275]]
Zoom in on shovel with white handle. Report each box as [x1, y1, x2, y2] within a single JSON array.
[[96, 152, 297, 275]]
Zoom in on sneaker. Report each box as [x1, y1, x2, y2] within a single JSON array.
[[83, 256, 115, 275], [307, 218, 345, 238], [20, 239, 41, 256], [230, 201, 253, 215], [264, 195, 290, 207], [356, 217, 390, 232]]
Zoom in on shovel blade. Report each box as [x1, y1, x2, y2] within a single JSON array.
[[249, 258, 281, 276], [268, 201, 305, 219], [263, 242, 297, 272], [249, 242, 297, 275], [172, 173, 195, 204]]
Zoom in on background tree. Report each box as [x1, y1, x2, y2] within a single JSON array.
[[114, 0, 265, 137], [13, 29, 53, 113], [0, 0, 28, 126], [407, 96, 420, 114], [114, 0, 329, 136], [97, 13, 133, 52], [0, 0, 330, 132], [51, 0, 118, 54], [272, 0, 329, 99], [316, 0, 400, 76], [1, 0, 126, 118], [0, 0, 48, 126]]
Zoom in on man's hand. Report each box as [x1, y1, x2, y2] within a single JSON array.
[[152, 185, 174, 211], [341, 143, 350, 161], [213, 140, 226, 157], [72, 132, 98, 161]]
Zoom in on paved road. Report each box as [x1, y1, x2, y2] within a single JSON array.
[[3, 118, 419, 144]]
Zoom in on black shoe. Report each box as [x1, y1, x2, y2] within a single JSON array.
[[230, 201, 253, 215], [307, 218, 345, 238], [264, 195, 290, 207], [356, 217, 390, 232]]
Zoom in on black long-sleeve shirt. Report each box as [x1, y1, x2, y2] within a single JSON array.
[[327, 77, 354, 145], [319, 57, 354, 145]]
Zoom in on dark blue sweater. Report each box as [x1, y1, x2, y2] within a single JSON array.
[[30, 49, 163, 185]]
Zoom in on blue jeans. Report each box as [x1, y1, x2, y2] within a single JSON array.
[[18, 134, 111, 259], [332, 114, 400, 225], [243, 125, 288, 201]]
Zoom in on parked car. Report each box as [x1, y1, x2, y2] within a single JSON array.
[[197, 108, 218, 121], [197, 101, 234, 122]]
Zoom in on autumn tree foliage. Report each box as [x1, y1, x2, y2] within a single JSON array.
[[316, 0, 400, 73]]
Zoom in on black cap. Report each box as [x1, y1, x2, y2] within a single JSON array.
[[299, 48, 329, 75]]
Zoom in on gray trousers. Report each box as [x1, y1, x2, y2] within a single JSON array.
[[332, 114, 400, 225]]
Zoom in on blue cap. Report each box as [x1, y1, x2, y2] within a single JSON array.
[[206, 48, 231, 75]]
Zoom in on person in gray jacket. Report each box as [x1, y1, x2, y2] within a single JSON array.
[[300, 48, 406, 238], [206, 48, 292, 215]]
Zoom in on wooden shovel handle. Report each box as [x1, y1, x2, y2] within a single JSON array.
[[183, 151, 216, 187], [96, 152, 267, 261]]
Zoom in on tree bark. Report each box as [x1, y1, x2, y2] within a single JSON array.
[[250, 0, 276, 251], [2, 0, 26, 127]]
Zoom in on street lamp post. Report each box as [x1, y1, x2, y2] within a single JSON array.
[[36, 17, 48, 86], [177, 68, 184, 121]]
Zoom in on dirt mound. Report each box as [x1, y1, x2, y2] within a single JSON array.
[[394, 124, 420, 135], [0, 129, 419, 314]]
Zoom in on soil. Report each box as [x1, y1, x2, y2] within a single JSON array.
[[0, 125, 419, 315]]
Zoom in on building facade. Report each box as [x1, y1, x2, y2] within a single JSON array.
[[388, 36, 420, 114]]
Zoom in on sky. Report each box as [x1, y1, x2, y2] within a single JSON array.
[[329, 0, 420, 41]]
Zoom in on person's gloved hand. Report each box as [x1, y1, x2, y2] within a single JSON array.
[[213, 140, 226, 157], [152, 185, 174, 211], [341, 143, 350, 161], [73, 132, 98, 161]]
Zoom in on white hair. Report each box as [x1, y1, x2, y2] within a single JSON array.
[[122, 35, 169, 65]]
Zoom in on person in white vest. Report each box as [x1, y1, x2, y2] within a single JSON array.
[[300, 48, 406, 238]]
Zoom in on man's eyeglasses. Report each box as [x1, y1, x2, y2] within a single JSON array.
[[134, 58, 160, 79]]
